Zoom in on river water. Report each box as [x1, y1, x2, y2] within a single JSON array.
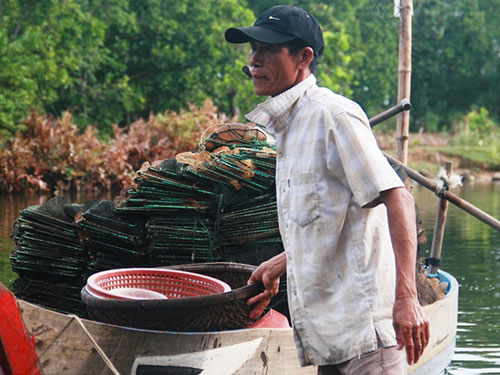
[[0, 182, 499, 374], [413, 182, 500, 374]]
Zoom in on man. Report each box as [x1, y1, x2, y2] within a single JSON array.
[[225, 5, 429, 375]]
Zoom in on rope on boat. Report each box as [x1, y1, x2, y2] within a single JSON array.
[[435, 167, 463, 198], [69, 315, 122, 375], [37, 314, 121, 375]]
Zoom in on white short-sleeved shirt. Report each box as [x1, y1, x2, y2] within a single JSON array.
[[246, 75, 404, 366]]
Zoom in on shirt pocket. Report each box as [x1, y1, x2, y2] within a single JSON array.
[[289, 173, 321, 227]]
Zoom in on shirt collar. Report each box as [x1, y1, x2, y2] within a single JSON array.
[[245, 74, 317, 128]]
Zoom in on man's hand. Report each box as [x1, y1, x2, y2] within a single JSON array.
[[377, 187, 430, 365], [247, 252, 286, 320], [393, 296, 430, 365]]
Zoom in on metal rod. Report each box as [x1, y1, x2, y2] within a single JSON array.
[[429, 161, 452, 273], [369, 99, 411, 127], [384, 153, 500, 232]]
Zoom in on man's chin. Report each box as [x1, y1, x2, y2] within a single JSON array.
[[253, 87, 272, 97]]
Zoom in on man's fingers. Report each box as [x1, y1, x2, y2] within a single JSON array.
[[247, 291, 268, 306], [395, 326, 404, 350], [393, 297, 430, 365], [405, 343, 415, 365], [247, 290, 274, 319], [397, 323, 431, 365], [403, 328, 415, 365], [420, 327, 427, 358], [424, 320, 430, 347], [418, 321, 430, 360], [249, 303, 266, 320], [247, 275, 257, 285], [412, 327, 422, 363], [248, 299, 270, 320], [396, 323, 417, 365]]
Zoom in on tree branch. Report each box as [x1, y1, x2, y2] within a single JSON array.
[[12, 5, 27, 38]]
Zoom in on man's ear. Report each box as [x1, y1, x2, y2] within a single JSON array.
[[300, 47, 314, 67]]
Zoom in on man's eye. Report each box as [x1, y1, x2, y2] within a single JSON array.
[[250, 43, 277, 53]]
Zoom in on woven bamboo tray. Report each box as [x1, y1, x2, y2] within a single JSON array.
[[81, 262, 263, 332]]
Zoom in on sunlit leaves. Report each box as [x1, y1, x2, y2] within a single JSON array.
[[0, 0, 499, 136]]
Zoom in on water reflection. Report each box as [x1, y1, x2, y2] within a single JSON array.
[[0, 183, 499, 374], [413, 182, 500, 375]]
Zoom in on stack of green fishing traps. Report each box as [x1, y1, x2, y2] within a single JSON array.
[[10, 123, 288, 317], [10, 196, 88, 315], [76, 200, 149, 272]]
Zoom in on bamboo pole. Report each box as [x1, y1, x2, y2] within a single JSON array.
[[396, 0, 413, 164], [429, 161, 453, 274], [368, 106, 500, 233], [384, 152, 500, 232]]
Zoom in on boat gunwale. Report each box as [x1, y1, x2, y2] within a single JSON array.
[[20, 268, 458, 336]]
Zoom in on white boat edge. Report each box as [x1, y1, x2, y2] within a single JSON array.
[[408, 269, 459, 375], [14, 269, 458, 375]]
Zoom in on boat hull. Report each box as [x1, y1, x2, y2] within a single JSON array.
[[408, 270, 458, 375], [15, 270, 458, 375]]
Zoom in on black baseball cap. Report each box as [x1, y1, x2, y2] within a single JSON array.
[[225, 5, 324, 57]]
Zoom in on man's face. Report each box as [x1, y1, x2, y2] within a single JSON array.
[[248, 41, 303, 97]]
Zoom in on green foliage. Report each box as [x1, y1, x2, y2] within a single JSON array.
[[467, 108, 496, 135], [347, 1, 399, 115], [244, 0, 395, 112], [0, 0, 499, 136], [449, 108, 500, 164], [0, 0, 114, 134], [0, 0, 252, 135], [0, 30, 37, 136], [411, 0, 494, 130], [317, 30, 354, 97], [108, 1, 254, 120]]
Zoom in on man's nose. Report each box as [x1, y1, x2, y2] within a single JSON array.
[[249, 50, 262, 67]]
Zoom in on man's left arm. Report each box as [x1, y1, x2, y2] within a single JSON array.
[[378, 186, 430, 365]]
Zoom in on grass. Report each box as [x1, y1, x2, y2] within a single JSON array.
[[408, 160, 442, 176], [404, 144, 500, 178], [433, 146, 500, 168]]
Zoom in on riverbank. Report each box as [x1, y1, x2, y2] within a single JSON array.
[[376, 132, 500, 184]]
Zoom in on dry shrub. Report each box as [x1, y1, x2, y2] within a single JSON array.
[[0, 111, 105, 193], [0, 100, 233, 193]]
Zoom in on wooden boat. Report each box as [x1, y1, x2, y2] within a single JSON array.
[[1, 269, 458, 375]]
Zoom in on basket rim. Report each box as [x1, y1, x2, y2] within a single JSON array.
[[81, 262, 264, 309], [86, 267, 231, 299], [162, 261, 257, 274]]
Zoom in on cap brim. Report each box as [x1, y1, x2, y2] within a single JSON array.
[[225, 26, 296, 44]]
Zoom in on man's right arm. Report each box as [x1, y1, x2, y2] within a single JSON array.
[[378, 187, 430, 365], [246, 252, 287, 320]]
